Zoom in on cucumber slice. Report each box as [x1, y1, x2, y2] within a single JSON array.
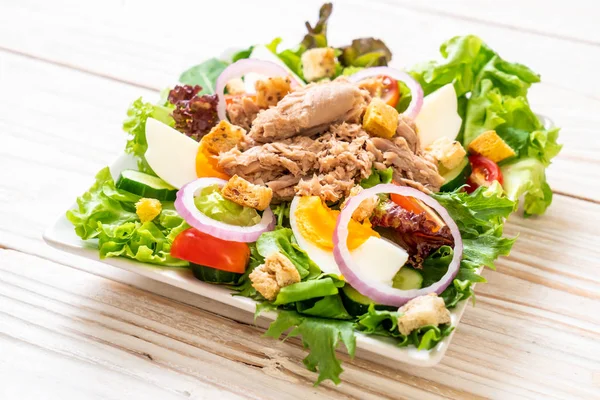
[[340, 285, 395, 316], [440, 157, 471, 192], [392, 268, 424, 290], [117, 170, 178, 201], [190, 264, 243, 285]]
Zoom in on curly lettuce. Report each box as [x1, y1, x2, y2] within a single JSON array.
[[123, 98, 174, 174], [67, 167, 188, 267], [410, 35, 562, 216]]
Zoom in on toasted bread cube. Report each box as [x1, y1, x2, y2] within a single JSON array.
[[264, 252, 301, 287], [249, 266, 279, 301], [425, 137, 467, 170], [225, 78, 246, 95], [221, 175, 273, 211], [468, 130, 515, 163], [301, 47, 337, 82], [255, 77, 292, 108], [135, 198, 162, 223], [397, 293, 451, 336], [249, 252, 300, 300], [363, 97, 399, 139], [201, 120, 246, 155], [342, 185, 379, 222]]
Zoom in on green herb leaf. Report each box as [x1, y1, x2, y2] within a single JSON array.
[[179, 58, 229, 95], [265, 310, 356, 385]]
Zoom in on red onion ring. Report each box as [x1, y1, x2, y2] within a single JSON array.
[[333, 184, 462, 307], [174, 177, 275, 243], [215, 59, 298, 121], [348, 67, 424, 120]]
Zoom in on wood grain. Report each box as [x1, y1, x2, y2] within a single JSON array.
[[1, 1, 599, 398], [1, 0, 600, 98]]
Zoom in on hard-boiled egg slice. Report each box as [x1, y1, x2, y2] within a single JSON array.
[[351, 236, 409, 286], [415, 83, 462, 149], [289, 196, 408, 280], [145, 118, 199, 189]]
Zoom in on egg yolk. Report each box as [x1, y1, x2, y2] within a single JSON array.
[[294, 196, 378, 251], [196, 143, 230, 180]]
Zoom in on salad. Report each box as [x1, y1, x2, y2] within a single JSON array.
[[66, 3, 561, 385]]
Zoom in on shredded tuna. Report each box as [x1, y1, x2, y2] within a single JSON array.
[[226, 96, 261, 131], [249, 79, 370, 143]]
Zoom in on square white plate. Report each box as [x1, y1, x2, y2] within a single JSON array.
[[43, 153, 472, 368]]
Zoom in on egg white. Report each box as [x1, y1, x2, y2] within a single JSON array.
[[289, 196, 409, 283], [145, 117, 199, 189]]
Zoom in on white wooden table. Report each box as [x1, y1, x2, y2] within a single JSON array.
[[1, 1, 599, 398]]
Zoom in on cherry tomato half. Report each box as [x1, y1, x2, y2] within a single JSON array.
[[390, 182, 444, 231], [171, 228, 250, 274], [380, 76, 400, 108], [466, 155, 503, 193]]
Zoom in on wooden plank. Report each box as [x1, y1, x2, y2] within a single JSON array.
[[388, 0, 600, 45], [0, 0, 599, 98], [1, 248, 599, 399]]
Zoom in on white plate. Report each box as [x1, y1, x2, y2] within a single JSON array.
[[43, 154, 472, 368]]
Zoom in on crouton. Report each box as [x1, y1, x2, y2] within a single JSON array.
[[264, 252, 301, 287], [249, 252, 300, 300], [342, 186, 379, 222], [255, 77, 292, 108], [135, 198, 162, 223], [397, 293, 451, 336], [249, 267, 279, 301], [201, 120, 246, 155], [221, 175, 273, 211], [225, 78, 246, 95], [468, 130, 515, 163], [363, 97, 399, 139], [425, 137, 467, 170], [301, 47, 337, 82]]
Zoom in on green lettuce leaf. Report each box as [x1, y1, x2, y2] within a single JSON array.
[[66, 167, 139, 239], [97, 220, 188, 267], [178, 58, 229, 94], [430, 185, 517, 306], [296, 295, 353, 320], [256, 228, 321, 280], [231, 46, 254, 62], [360, 167, 394, 189], [194, 184, 261, 227], [501, 157, 553, 217], [339, 38, 392, 68], [67, 167, 189, 267], [265, 310, 356, 385], [273, 278, 339, 305], [123, 98, 174, 174], [355, 304, 453, 350], [527, 127, 562, 167], [267, 37, 306, 80], [301, 2, 332, 49], [410, 35, 493, 97]]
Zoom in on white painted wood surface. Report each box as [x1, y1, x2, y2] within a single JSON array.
[[0, 1, 599, 398]]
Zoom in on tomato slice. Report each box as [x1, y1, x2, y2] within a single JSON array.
[[465, 155, 503, 193], [171, 228, 250, 273], [390, 182, 444, 231], [380, 76, 400, 108]]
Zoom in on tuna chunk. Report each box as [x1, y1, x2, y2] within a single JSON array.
[[249, 79, 370, 142], [220, 123, 374, 202], [226, 96, 261, 131], [370, 136, 444, 193]]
